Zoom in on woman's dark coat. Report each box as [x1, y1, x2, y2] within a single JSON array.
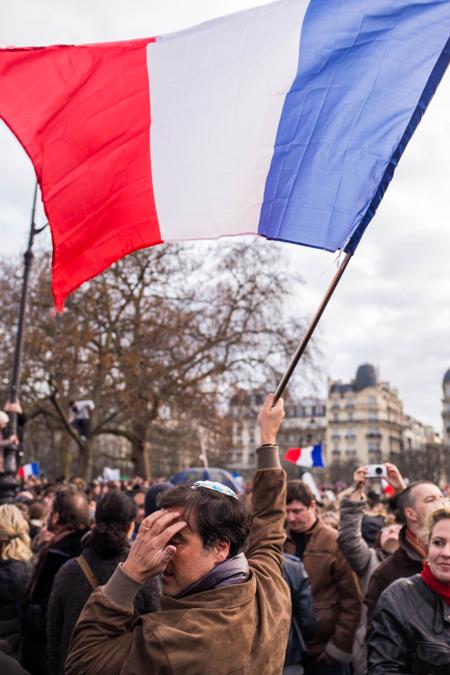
[[0, 559, 33, 656], [368, 574, 450, 674], [47, 538, 161, 675]]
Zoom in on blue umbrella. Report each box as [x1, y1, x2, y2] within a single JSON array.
[[170, 467, 245, 495]]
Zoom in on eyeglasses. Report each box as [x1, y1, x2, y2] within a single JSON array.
[[191, 480, 238, 500]]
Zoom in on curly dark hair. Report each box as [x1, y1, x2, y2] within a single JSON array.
[[90, 491, 137, 558], [158, 484, 251, 558]]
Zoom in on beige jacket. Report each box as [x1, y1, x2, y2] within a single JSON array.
[[65, 447, 291, 675]]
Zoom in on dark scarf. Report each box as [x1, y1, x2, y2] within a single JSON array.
[[421, 560, 450, 605], [289, 519, 318, 561], [176, 552, 250, 599]]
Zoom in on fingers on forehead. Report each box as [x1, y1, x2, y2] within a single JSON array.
[[141, 509, 180, 529], [157, 519, 187, 544]]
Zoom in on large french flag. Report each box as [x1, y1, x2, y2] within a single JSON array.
[[0, 0, 449, 309], [284, 444, 324, 468]]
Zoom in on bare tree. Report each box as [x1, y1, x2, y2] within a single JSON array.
[[0, 240, 317, 479]]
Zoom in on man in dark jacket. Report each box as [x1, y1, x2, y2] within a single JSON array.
[[283, 553, 317, 674], [365, 480, 443, 631], [284, 481, 361, 674], [23, 486, 91, 675]]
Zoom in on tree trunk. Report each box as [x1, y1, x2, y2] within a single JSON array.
[[79, 442, 93, 480], [58, 431, 72, 479], [143, 441, 152, 482], [131, 438, 152, 481]]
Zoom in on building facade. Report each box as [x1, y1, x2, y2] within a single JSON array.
[[228, 364, 445, 479], [228, 391, 326, 474], [326, 363, 404, 466]]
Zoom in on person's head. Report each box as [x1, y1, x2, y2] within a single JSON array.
[[42, 485, 56, 515], [321, 509, 339, 530], [90, 491, 137, 558], [87, 480, 102, 498], [156, 482, 251, 597], [397, 481, 443, 533], [379, 522, 402, 554], [144, 482, 173, 517], [132, 489, 146, 526], [28, 501, 45, 527], [426, 504, 450, 585], [48, 485, 91, 532], [286, 480, 317, 533], [0, 504, 33, 562]]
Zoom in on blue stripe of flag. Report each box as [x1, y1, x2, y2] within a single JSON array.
[[311, 444, 324, 468], [258, 0, 450, 254]]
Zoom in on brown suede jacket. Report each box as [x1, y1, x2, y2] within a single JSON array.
[[284, 519, 362, 663], [65, 447, 291, 675]]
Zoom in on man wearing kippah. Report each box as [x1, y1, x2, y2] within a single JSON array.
[[66, 394, 291, 675]]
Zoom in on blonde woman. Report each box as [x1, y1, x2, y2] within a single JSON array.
[[0, 504, 34, 657], [368, 503, 450, 674]]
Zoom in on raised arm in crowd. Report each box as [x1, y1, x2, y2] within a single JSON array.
[[65, 393, 291, 675]]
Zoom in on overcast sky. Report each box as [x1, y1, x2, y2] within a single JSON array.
[[1, 0, 449, 433]]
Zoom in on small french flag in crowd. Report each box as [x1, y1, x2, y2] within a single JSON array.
[[17, 462, 40, 479], [284, 444, 324, 468]]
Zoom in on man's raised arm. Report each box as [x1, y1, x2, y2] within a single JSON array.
[[245, 393, 286, 566]]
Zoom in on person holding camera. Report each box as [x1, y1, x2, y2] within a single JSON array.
[[337, 464, 403, 675]]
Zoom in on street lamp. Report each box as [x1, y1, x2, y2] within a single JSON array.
[[0, 182, 47, 504]]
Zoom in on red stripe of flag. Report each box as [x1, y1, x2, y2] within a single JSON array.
[[0, 40, 161, 310], [284, 448, 301, 464]]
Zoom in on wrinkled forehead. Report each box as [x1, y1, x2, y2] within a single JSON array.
[[411, 483, 442, 504]]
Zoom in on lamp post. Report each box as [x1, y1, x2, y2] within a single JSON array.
[[0, 183, 47, 504]]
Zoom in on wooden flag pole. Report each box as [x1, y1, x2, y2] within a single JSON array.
[[273, 251, 352, 403]]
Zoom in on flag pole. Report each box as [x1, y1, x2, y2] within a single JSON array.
[[273, 251, 352, 403]]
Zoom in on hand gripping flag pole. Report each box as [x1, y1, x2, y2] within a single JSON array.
[[273, 252, 352, 404]]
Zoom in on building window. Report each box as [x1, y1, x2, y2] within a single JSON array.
[[368, 449, 382, 463], [368, 411, 378, 421]]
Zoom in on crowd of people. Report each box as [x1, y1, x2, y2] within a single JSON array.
[[0, 394, 449, 674]]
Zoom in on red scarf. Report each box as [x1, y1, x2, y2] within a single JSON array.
[[421, 560, 450, 605], [405, 527, 428, 559]]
